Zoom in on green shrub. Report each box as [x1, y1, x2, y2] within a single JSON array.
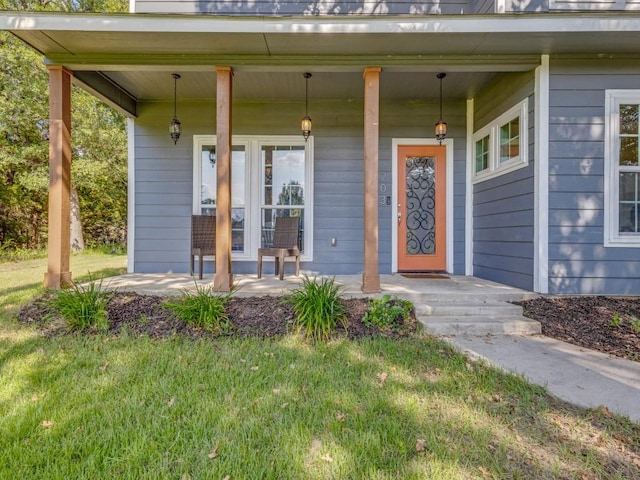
[[285, 276, 347, 342], [164, 282, 232, 333], [610, 312, 623, 328], [630, 316, 640, 334], [364, 294, 413, 330], [47, 277, 114, 332]]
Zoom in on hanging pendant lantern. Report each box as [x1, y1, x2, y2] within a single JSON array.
[[169, 73, 182, 145], [435, 72, 447, 145], [301, 72, 312, 141]]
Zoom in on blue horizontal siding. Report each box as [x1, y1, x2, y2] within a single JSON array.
[[547, 59, 640, 294]]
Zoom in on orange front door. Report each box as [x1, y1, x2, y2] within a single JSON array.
[[397, 145, 446, 272]]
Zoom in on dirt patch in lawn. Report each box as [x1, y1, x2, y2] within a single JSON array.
[[18, 292, 417, 340], [518, 296, 640, 362]]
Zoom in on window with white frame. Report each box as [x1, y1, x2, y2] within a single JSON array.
[[472, 98, 528, 182], [193, 135, 313, 259], [605, 91, 640, 247]]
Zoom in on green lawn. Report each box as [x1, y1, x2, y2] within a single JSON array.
[[1, 254, 639, 479]]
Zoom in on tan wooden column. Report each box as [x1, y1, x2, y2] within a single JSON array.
[[362, 67, 381, 293], [214, 66, 234, 291], [44, 66, 73, 289]]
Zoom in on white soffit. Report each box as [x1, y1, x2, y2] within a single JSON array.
[[4, 12, 640, 61]]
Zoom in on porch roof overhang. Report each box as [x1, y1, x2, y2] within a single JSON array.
[[4, 11, 640, 116]]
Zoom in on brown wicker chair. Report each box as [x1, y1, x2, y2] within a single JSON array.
[[257, 216, 300, 280], [191, 214, 216, 279]]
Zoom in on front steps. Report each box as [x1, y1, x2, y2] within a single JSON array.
[[410, 294, 541, 337]]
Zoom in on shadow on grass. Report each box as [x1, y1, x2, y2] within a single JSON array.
[[1, 333, 638, 479]]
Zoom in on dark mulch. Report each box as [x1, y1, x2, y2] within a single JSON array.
[[519, 296, 640, 362], [18, 292, 418, 340]]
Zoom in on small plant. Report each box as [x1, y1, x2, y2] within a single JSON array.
[[364, 294, 413, 329], [47, 277, 114, 332], [285, 276, 347, 342], [630, 316, 640, 334], [164, 282, 232, 333], [610, 312, 623, 328]]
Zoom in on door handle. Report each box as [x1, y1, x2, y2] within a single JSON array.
[[397, 210, 402, 223]]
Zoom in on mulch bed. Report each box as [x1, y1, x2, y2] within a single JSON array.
[[18, 292, 640, 362], [518, 296, 640, 362], [18, 292, 418, 340]]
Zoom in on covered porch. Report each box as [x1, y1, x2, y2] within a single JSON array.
[[4, 12, 633, 295]]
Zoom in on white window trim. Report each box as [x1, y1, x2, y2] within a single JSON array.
[[472, 98, 529, 183], [192, 134, 314, 261], [604, 90, 640, 247]]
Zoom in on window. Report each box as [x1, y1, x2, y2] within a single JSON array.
[[260, 144, 305, 250], [193, 135, 314, 259], [605, 91, 640, 247], [198, 144, 247, 252], [472, 98, 528, 182]]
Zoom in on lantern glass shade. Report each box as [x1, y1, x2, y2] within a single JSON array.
[[169, 117, 182, 144], [301, 115, 312, 141], [435, 120, 447, 143]]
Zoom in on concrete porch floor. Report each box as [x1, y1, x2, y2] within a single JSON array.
[[101, 272, 533, 300]]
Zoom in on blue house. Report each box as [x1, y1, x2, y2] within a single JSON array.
[[2, 1, 640, 294]]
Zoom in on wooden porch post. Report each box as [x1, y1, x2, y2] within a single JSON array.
[[214, 66, 234, 291], [44, 66, 73, 289], [362, 67, 381, 293]]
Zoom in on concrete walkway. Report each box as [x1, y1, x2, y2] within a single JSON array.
[[449, 334, 640, 423]]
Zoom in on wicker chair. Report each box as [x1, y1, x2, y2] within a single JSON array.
[[191, 215, 216, 279], [257, 216, 300, 280]]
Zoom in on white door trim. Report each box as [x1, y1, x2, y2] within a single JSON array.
[[391, 138, 454, 273]]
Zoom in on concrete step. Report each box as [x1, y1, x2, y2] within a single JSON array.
[[418, 314, 542, 336], [418, 302, 524, 317], [374, 292, 533, 305]]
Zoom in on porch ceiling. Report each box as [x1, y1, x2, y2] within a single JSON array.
[[5, 12, 640, 110]]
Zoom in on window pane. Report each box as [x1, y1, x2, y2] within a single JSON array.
[[619, 172, 639, 233], [201, 145, 216, 206], [261, 208, 304, 251], [232, 208, 244, 252], [620, 137, 638, 166], [262, 145, 305, 207], [620, 104, 639, 135], [500, 117, 520, 164], [475, 135, 489, 173], [201, 145, 246, 207], [231, 146, 246, 206]]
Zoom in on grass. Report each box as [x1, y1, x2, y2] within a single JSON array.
[[1, 255, 639, 479]]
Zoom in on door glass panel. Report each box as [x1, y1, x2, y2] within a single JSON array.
[[405, 156, 436, 255]]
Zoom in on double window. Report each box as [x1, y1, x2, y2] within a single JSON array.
[[193, 135, 313, 259], [605, 91, 640, 246], [473, 98, 529, 182]]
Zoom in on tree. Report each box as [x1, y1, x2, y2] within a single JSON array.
[[0, 0, 128, 251]]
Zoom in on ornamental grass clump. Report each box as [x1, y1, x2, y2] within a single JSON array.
[[163, 282, 232, 334], [47, 277, 114, 332], [364, 294, 414, 330], [286, 275, 347, 342]]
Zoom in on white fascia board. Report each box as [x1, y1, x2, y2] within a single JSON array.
[[4, 12, 640, 35]]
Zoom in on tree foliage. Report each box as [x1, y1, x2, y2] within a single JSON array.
[[0, 0, 129, 250]]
